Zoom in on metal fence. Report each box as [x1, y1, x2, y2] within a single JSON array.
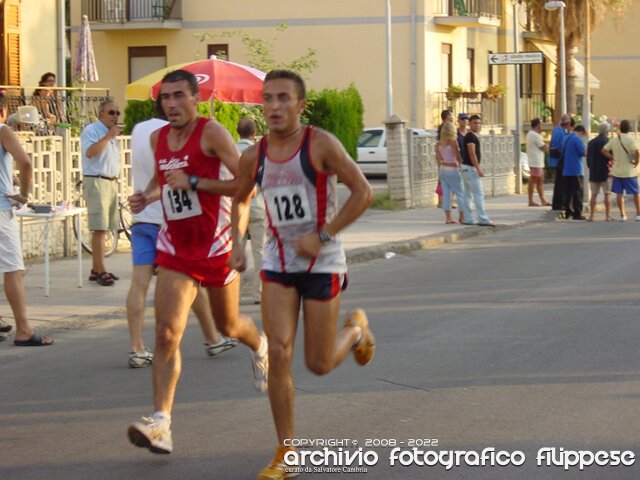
[[434, 0, 502, 18], [432, 92, 505, 130], [409, 130, 515, 207], [82, 0, 182, 23], [1, 87, 111, 136]]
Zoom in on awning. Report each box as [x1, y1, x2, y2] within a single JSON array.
[[530, 41, 600, 89]]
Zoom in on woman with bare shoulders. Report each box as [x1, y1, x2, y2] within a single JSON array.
[[435, 122, 469, 224]]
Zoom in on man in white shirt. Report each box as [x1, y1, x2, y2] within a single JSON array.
[[526, 117, 550, 207]]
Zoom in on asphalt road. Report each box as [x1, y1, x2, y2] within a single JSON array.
[[2, 219, 640, 479]]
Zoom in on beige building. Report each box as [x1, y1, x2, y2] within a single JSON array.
[[69, 0, 519, 129], [0, 0, 61, 89], [577, 1, 640, 121], [1, 0, 627, 131]]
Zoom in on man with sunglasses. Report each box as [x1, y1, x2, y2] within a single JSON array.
[[81, 99, 123, 286]]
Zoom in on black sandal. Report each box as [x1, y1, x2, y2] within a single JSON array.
[[95, 272, 115, 286], [89, 269, 119, 282]]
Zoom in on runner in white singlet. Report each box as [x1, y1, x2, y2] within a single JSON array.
[[229, 70, 376, 480]]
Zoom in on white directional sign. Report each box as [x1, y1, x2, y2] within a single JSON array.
[[488, 52, 544, 65]]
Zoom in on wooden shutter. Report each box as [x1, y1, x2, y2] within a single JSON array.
[[3, 0, 21, 86]]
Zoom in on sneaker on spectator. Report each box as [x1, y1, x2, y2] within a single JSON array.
[[250, 332, 269, 392], [128, 348, 153, 368], [204, 336, 239, 357], [127, 415, 173, 454]]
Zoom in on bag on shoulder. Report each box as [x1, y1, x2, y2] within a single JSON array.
[[618, 135, 637, 163]]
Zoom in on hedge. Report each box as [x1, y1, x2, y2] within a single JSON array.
[[123, 84, 364, 159]]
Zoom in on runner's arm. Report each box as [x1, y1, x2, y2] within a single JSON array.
[[228, 145, 259, 272], [313, 129, 373, 237]]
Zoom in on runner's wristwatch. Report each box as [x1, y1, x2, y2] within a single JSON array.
[[189, 175, 199, 191], [318, 228, 334, 244]]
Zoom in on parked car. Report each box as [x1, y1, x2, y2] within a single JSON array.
[[356, 127, 430, 177]]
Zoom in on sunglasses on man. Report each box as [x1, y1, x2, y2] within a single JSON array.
[[108, 110, 121, 116]]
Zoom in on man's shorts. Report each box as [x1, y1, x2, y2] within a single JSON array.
[[590, 179, 610, 196], [83, 176, 119, 231], [0, 210, 25, 273], [611, 176, 640, 195], [260, 270, 348, 301], [156, 251, 237, 288], [530, 167, 544, 178], [131, 222, 160, 266]]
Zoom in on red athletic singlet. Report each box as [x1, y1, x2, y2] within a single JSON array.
[[154, 117, 233, 264]]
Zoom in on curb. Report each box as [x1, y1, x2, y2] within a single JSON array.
[[346, 217, 547, 264]]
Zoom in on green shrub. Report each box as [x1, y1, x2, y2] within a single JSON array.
[[123, 99, 156, 134], [124, 99, 242, 139], [304, 84, 364, 159]]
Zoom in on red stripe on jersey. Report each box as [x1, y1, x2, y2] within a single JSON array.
[[264, 202, 287, 272]]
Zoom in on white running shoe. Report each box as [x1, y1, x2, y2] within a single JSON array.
[[128, 416, 173, 454], [250, 332, 269, 392], [128, 348, 153, 368], [204, 336, 239, 357]]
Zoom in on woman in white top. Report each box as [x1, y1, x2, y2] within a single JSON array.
[[435, 122, 469, 224]]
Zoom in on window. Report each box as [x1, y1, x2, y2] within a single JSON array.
[[128, 46, 167, 83], [441, 43, 452, 91], [1, 0, 21, 86], [208, 44, 229, 60], [467, 48, 475, 88], [357, 130, 383, 148]]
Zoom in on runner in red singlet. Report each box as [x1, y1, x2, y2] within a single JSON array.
[[229, 70, 375, 480], [126, 70, 268, 455]]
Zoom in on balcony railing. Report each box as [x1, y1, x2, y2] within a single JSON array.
[[521, 92, 556, 125], [82, 0, 182, 23], [434, 0, 502, 19], [432, 91, 504, 129]]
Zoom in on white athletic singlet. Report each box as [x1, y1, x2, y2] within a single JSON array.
[[256, 126, 346, 273]]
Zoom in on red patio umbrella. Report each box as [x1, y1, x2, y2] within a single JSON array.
[[148, 57, 265, 104]]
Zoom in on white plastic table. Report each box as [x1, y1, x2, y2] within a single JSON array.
[[16, 207, 86, 297]]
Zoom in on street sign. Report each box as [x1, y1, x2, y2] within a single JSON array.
[[488, 52, 544, 65]]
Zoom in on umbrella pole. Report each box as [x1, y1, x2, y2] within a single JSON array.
[[209, 97, 214, 119]]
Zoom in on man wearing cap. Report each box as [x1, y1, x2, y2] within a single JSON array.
[[550, 114, 571, 211], [457, 113, 469, 158]]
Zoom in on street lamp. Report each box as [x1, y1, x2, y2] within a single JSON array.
[[545, 1, 567, 115]]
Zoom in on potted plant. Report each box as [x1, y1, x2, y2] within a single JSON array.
[[463, 87, 480, 99], [483, 84, 506, 102], [446, 84, 464, 101]]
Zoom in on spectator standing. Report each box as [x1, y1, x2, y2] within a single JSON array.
[[586, 122, 613, 221], [525, 118, 550, 207], [461, 115, 494, 226], [236, 117, 265, 304], [550, 114, 571, 211], [601, 119, 640, 221], [436, 110, 452, 208], [81, 99, 122, 286], [561, 125, 587, 220], [435, 122, 468, 224], [0, 93, 53, 346]]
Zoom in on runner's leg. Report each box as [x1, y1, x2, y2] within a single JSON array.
[[206, 276, 261, 351], [262, 281, 301, 444], [152, 268, 198, 414], [302, 296, 358, 375]]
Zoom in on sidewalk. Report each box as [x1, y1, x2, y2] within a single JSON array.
[[3, 192, 552, 334]]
